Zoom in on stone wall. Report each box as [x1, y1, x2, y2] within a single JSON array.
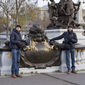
[[1, 46, 85, 75]]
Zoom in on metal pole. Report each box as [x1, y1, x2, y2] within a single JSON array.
[[7, 12, 9, 38], [16, 0, 18, 25]]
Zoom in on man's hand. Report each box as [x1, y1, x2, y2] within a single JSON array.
[[49, 40, 55, 45]]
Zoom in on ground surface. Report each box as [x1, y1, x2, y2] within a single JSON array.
[[0, 72, 85, 85]]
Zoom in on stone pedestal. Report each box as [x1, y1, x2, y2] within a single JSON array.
[[1, 48, 85, 75], [77, 2, 85, 25], [0, 50, 60, 75], [0, 52, 12, 75]]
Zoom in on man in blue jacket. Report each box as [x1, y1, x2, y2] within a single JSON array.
[[10, 25, 22, 78], [50, 26, 78, 74]]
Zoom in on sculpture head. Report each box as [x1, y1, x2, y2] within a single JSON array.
[[29, 24, 48, 42]]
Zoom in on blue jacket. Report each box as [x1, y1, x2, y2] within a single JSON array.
[[10, 29, 22, 49], [50, 31, 78, 48]]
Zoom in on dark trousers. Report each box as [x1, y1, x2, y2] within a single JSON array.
[[65, 48, 75, 71]]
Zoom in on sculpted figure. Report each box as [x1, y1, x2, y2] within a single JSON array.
[[47, 0, 81, 29]]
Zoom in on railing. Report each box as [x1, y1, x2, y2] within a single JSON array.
[[75, 49, 85, 70], [75, 49, 85, 64], [0, 33, 8, 46]]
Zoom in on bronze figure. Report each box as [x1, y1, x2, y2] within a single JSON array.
[[47, 0, 81, 29]]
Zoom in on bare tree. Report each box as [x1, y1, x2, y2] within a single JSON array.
[[0, 0, 15, 35], [25, 4, 40, 25], [0, 0, 26, 32], [0, 0, 41, 32], [16, 0, 25, 24]]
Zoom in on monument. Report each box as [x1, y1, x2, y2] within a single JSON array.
[[20, 24, 61, 68], [1, 0, 85, 75], [47, 0, 81, 29]]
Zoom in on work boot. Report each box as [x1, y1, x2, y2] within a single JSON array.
[[16, 74, 22, 78], [11, 74, 17, 78]]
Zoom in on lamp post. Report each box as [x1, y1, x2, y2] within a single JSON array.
[[16, 0, 18, 25]]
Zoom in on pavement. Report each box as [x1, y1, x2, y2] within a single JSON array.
[[0, 72, 85, 85]]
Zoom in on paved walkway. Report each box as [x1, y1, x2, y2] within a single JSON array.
[[0, 72, 85, 85]]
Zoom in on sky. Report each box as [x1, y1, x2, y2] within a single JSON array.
[[33, 0, 85, 8]]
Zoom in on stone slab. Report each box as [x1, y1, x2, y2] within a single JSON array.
[[46, 72, 85, 85], [0, 73, 74, 85]]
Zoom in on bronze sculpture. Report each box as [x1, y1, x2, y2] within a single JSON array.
[[20, 24, 61, 68], [47, 0, 81, 29]]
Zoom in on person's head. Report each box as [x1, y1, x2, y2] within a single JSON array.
[[50, 0, 54, 2], [68, 26, 73, 32], [16, 25, 21, 32]]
